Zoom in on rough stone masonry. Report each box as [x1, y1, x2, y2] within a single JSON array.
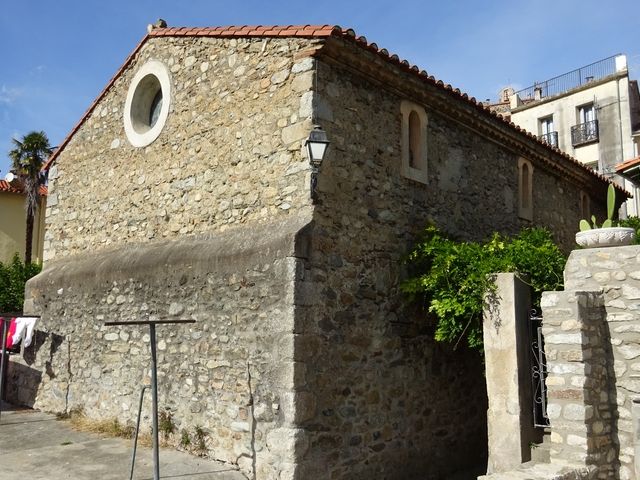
[[483, 245, 640, 480], [548, 245, 640, 480], [8, 26, 618, 480]]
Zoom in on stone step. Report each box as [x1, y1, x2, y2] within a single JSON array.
[[531, 430, 551, 464], [477, 461, 596, 480]]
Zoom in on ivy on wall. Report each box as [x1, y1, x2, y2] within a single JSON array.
[[401, 226, 566, 351]]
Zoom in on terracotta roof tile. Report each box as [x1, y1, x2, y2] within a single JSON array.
[[298, 25, 315, 32], [139, 24, 339, 40], [617, 156, 640, 172], [41, 23, 626, 194], [0, 180, 47, 196]]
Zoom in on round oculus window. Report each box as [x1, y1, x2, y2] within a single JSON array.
[[124, 60, 171, 147]]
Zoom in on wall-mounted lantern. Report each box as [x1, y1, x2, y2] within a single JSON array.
[[305, 125, 330, 203]]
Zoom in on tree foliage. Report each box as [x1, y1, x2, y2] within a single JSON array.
[[617, 216, 640, 244], [402, 226, 566, 350], [8, 131, 51, 264], [0, 254, 41, 313]]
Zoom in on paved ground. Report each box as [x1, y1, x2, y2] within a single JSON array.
[[0, 402, 487, 479], [0, 403, 247, 480]]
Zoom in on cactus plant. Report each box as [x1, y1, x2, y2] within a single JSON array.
[[579, 219, 592, 231], [579, 184, 616, 231]]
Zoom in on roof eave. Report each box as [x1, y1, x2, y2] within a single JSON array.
[[41, 24, 626, 200], [316, 34, 626, 199]]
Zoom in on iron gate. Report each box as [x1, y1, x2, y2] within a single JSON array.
[[530, 309, 549, 428]]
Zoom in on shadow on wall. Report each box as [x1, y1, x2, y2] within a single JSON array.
[[592, 302, 621, 479], [5, 361, 42, 407], [5, 330, 65, 407]]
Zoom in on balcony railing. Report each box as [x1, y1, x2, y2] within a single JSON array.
[[538, 131, 559, 147], [571, 120, 599, 146], [514, 55, 621, 102]]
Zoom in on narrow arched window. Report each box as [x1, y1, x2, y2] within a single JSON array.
[[580, 191, 591, 219], [521, 163, 530, 209], [409, 110, 421, 169], [518, 158, 534, 221], [401, 100, 428, 184]]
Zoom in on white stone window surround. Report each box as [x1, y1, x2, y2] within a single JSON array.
[[400, 100, 428, 184], [518, 157, 534, 221], [124, 59, 172, 148]]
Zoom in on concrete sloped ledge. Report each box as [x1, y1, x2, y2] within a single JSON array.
[[26, 214, 313, 295], [15, 213, 315, 477]]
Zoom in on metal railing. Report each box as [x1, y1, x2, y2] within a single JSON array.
[[530, 309, 549, 428], [571, 119, 599, 146], [514, 54, 621, 102], [538, 131, 559, 147]]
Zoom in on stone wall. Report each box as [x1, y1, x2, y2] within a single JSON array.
[[479, 282, 604, 480], [284, 42, 610, 478], [19, 35, 327, 479], [486, 245, 640, 480], [560, 245, 640, 479], [11, 216, 309, 479], [290, 53, 496, 480], [44, 35, 319, 261], [541, 290, 618, 477], [481, 245, 640, 480], [311, 43, 605, 254]]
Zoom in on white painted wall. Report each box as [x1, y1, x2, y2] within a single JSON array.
[[510, 70, 638, 216], [511, 75, 633, 168]]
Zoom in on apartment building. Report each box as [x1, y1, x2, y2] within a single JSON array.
[[493, 55, 640, 215]]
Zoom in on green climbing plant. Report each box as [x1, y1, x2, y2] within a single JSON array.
[[616, 216, 640, 244], [0, 254, 41, 312], [402, 226, 566, 351]]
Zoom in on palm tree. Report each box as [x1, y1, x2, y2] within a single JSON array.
[[8, 131, 51, 265]]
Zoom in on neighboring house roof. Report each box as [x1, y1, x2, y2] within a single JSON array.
[[41, 23, 626, 197], [0, 180, 48, 196], [616, 156, 640, 183]]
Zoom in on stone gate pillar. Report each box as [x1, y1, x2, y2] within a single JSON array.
[[483, 273, 540, 473], [541, 290, 615, 477]]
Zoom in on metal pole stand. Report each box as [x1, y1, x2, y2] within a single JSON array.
[[105, 319, 195, 480], [129, 385, 149, 480]]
